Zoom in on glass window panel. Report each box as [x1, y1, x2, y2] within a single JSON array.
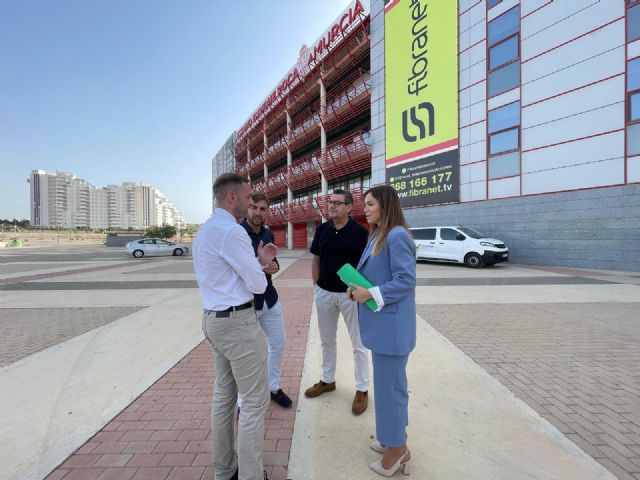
[[488, 0, 502, 8], [488, 61, 520, 97], [628, 58, 640, 92], [412, 228, 436, 240], [489, 35, 519, 70], [488, 102, 520, 133], [489, 152, 520, 179], [488, 6, 520, 46], [490, 128, 519, 154], [631, 93, 640, 121], [627, 123, 640, 155], [629, 5, 640, 42], [440, 228, 459, 241]]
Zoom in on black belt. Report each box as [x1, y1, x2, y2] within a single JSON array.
[[213, 301, 254, 318]]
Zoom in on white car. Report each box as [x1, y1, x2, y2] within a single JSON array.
[[125, 238, 189, 258], [410, 226, 508, 268]]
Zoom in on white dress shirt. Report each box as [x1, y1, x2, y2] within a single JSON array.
[[193, 208, 267, 311]]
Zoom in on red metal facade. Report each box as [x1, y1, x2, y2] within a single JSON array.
[[232, 5, 371, 244]]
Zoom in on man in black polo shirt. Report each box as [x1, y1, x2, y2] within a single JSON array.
[[305, 188, 370, 415], [241, 192, 292, 408]]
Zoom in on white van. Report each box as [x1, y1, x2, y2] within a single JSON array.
[[410, 226, 509, 268]]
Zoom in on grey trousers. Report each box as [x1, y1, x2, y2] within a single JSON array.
[[202, 307, 269, 480]]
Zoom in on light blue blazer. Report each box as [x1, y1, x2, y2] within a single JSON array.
[[356, 226, 417, 356]]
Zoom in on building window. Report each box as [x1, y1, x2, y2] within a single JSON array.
[[489, 35, 519, 70], [488, 0, 503, 9], [487, 6, 520, 97], [488, 101, 521, 179], [488, 151, 521, 179], [629, 3, 640, 42], [628, 58, 640, 155]]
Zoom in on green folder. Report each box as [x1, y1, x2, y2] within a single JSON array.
[[337, 263, 378, 312]]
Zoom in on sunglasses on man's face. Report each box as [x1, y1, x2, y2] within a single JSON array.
[[327, 200, 348, 206]]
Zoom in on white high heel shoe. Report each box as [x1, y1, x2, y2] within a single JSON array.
[[369, 440, 387, 453], [369, 451, 411, 477]]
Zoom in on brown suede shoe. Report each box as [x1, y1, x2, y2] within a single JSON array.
[[304, 380, 336, 398], [352, 390, 368, 415]]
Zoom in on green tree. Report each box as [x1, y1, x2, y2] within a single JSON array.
[[144, 224, 177, 239]]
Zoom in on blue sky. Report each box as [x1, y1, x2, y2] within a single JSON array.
[[0, 0, 352, 223]]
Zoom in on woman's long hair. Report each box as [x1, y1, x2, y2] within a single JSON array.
[[365, 185, 410, 256]]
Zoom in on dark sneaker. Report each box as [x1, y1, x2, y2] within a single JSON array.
[[304, 380, 336, 398], [271, 389, 293, 408], [263, 470, 269, 480]]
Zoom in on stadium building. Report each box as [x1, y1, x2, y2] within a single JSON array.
[[212, 0, 640, 271]]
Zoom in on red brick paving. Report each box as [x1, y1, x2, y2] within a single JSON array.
[[47, 254, 314, 480]]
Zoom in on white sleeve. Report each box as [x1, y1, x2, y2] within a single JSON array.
[[368, 286, 384, 312], [223, 226, 268, 294]]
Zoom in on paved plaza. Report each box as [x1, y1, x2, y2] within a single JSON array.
[[0, 245, 639, 479]]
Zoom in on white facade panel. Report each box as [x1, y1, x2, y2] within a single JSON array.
[[628, 156, 640, 183], [458, 75, 487, 128], [460, 5, 486, 53], [460, 59, 486, 91], [460, 82, 485, 111], [523, 45, 624, 107], [523, 75, 624, 128], [521, 1, 624, 61], [460, 106, 485, 130], [459, 0, 474, 14], [522, 131, 625, 194], [461, 0, 484, 28], [488, 0, 519, 21], [488, 87, 520, 110], [459, 181, 472, 202], [461, 160, 486, 185], [523, 130, 624, 174], [460, 121, 486, 165], [460, 140, 486, 166], [469, 178, 487, 201], [488, 176, 519, 199], [460, 40, 485, 71], [522, 18, 623, 77], [522, 103, 624, 152], [628, 39, 640, 60], [523, 157, 624, 195], [460, 121, 485, 147], [521, 0, 551, 18]]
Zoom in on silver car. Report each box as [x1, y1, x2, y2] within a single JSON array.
[[126, 238, 189, 258]]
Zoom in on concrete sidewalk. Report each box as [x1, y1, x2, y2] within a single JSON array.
[[2, 247, 639, 479]]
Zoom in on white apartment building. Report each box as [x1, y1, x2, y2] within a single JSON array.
[[28, 170, 186, 230]]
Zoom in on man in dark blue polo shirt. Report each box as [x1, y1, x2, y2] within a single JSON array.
[[305, 188, 370, 415], [241, 192, 292, 408]]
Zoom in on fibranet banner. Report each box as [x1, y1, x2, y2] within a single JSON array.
[[384, 0, 459, 207]]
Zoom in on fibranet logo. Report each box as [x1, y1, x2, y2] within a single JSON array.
[[402, 102, 434, 142]]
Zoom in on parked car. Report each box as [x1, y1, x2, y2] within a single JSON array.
[[410, 226, 508, 268], [125, 238, 189, 258]]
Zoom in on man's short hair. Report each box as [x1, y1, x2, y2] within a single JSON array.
[[250, 192, 269, 206], [332, 188, 353, 205], [213, 173, 248, 202]]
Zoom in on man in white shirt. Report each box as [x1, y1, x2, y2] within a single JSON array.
[[193, 172, 277, 480]]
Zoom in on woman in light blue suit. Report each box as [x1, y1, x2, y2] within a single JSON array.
[[349, 185, 416, 477]]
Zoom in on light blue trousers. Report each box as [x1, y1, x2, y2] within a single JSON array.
[[372, 352, 409, 448]]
